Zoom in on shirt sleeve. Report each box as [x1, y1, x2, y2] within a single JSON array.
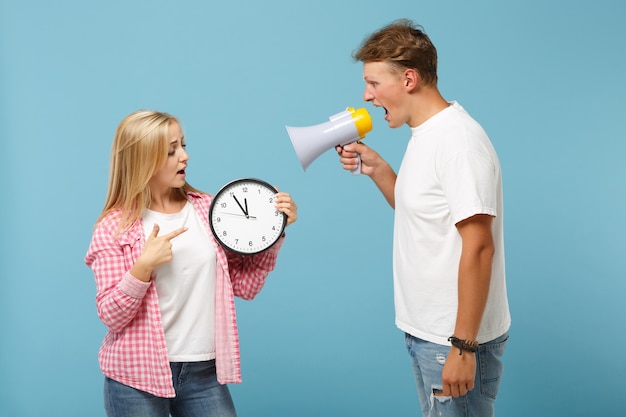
[[226, 235, 285, 300], [441, 150, 498, 224], [85, 219, 151, 332]]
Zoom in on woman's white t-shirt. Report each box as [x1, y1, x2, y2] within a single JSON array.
[[143, 201, 217, 361]]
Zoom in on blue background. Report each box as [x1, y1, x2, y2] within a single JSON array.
[[1, 0, 625, 416]]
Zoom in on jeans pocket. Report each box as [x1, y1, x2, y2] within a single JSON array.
[[478, 337, 507, 401]]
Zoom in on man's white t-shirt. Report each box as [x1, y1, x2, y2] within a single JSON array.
[[393, 101, 511, 345]]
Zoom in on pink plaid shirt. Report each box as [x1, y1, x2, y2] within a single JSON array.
[[85, 191, 284, 398]]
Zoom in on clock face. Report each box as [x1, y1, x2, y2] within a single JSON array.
[[209, 178, 287, 254]]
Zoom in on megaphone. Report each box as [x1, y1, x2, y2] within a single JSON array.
[[286, 107, 372, 175]]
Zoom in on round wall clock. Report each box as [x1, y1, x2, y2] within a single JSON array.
[[209, 178, 287, 254]]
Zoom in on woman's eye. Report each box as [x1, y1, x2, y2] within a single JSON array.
[[168, 143, 185, 156]]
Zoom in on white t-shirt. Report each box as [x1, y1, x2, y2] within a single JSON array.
[[143, 201, 217, 361], [393, 101, 511, 345]]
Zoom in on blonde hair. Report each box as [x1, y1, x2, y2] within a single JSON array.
[[97, 110, 199, 232]]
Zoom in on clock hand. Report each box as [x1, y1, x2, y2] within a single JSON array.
[[218, 211, 257, 219], [232, 195, 249, 217]]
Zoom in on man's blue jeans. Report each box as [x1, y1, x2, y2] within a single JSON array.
[[104, 360, 237, 417], [405, 332, 508, 417]]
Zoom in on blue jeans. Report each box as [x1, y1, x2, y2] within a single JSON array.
[[104, 360, 237, 417], [405, 332, 508, 417]]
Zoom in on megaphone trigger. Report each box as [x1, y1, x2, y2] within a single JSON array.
[[339, 140, 363, 176], [353, 148, 362, 176], [286, 107, 372, 174]]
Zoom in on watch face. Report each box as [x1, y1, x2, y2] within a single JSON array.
[[209, 178, 286, 254]]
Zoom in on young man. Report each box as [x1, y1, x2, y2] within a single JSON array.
[[336, 19, 511, 417]]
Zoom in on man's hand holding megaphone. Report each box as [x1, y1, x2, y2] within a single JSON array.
[[335, 135, 396, 208], [335, 141, 387, 178]]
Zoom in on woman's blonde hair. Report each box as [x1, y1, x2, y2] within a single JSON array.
[[97, 110, 199, 232]]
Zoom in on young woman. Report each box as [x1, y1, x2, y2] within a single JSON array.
[[85, 110, 297, 417]]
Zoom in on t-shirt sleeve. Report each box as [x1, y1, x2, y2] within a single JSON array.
[[441, 150, 498, 224]]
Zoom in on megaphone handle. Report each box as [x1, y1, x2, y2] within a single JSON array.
[[349, 141, 362, 175]]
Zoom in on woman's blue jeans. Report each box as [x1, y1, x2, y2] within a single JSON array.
[[104, 360, 236, 417], [405, 332, 508, 417]]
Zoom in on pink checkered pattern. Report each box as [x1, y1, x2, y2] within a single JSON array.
[[85, 192, 284, 398]]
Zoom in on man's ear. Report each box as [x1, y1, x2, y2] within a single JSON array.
[[403, 68, 420, 91]]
